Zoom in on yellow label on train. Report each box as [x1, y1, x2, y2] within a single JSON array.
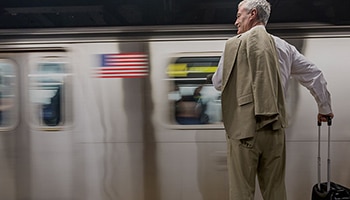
[[167, 64, 217, 77]]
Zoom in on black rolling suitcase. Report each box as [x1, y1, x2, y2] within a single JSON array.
[[311, 118, 350, 200]]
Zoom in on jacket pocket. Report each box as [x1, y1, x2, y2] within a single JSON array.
[[238, 93, 253, 106]]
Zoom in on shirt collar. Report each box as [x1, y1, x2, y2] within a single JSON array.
[[236, 25, 266, 38], [248, 25, 266, 33]]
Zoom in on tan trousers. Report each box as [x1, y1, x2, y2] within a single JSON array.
[[227, 127, 287, 200]]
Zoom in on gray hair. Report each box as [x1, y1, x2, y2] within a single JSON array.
[[238, 0, 271, 25]]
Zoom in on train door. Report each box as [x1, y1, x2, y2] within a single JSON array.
[[165, 52, 229, 200], [0, 57, 19, 200], [0, 49, 73, 200], [149, 39, 229, 200]]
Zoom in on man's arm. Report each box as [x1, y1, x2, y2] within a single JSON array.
[[289, 45, 334, 121], [212, 53, 224, 91]]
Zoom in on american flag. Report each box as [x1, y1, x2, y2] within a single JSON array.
[[95, 53, 149, 78]]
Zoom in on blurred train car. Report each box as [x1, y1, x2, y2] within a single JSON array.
[[0, 24, 349, 200]]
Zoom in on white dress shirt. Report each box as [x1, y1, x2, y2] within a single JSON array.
[[212, 25, 332, 114]]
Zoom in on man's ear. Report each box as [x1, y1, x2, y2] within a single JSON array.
[[250, 8, 258, 20]]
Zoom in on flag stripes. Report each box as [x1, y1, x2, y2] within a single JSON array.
[[94, 53, 149, 78]]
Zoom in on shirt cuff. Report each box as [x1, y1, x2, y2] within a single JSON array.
[[318, 104, 332, 115]]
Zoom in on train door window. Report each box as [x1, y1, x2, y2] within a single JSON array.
[[0, 59, 18, 130], [167, 55, 222, 126], [28, 56, 72, 130]]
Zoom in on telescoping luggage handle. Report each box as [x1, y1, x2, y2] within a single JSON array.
[[317, 116, 332, 193]]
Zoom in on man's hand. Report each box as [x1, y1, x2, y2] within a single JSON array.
[[318, 113, 334, 123]]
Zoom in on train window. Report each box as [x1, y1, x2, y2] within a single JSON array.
[[28, 56, 72, 130], [167, 56, 222, 125], [0, 59, 18, 130]]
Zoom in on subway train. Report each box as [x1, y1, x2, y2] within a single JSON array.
[[0, 24, 349, 200]]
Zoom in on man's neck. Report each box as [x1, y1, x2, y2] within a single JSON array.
[[251, 21, 265, 28]]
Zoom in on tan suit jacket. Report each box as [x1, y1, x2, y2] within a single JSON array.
[[221, 26, 287, 140]]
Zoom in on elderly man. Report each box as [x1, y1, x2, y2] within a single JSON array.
[[212, 0, 334, 199]]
